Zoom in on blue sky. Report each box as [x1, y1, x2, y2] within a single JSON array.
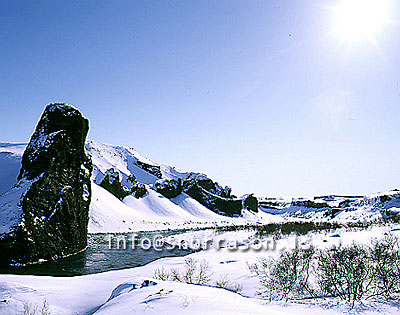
[[1, 0, 399, 196]]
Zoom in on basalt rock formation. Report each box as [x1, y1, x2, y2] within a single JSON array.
[[183, 178, 242, 217], [100, 168, 129, 200], [0, 103, 92, 266], [155, 178, 183, 199], [243, 194, 259, 212], [99, 170, 148, 200]]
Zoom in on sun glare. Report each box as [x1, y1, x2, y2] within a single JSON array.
[[332, 0, 391, 44]]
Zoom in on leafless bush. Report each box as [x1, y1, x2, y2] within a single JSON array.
[[23, 302, 38, 315], [196, 259, 213, 285], [246, 257, 269, 276], [368, 234, 400, 299], [154, 257, 212, 285], [231, 282, 243, 294], [215, 273, 243, 294], [254, 247, 315, 301], [252, 235, 400, 306], [215, 273, 230, 288], [23, 299, 51, 315], [317, 236, 400, 304], [182, 257, 199, 284], [316, 243, 372, 305], [170, 268, 182, 282], [153, 266, 170, 281]]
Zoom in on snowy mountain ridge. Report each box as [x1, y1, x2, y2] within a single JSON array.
[[1, 140, 400, 234], [1, 140, 218, 193], [0, 140, 245, 233]]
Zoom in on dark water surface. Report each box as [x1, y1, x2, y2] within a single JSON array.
[[0, 231, 190, 276]]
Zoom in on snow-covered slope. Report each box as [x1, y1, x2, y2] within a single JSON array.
[[258, 190, 400, 223], [89, 183, 143, 233], [86, 140, 161, 186], [85, 140, 212, 187], [0, 179, 35, 234], [1, 140, 399, 234], [0, 143, 26, 195], [123, 190, 199, 219], [171, 193, 223, 219], [0, 141, 230, 233]]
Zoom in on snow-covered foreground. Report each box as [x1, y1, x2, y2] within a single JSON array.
[[2, 140, 400, 314], [2, 225, 400, 314]]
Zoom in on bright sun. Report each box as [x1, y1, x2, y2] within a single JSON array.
[[332, 0, 391, 45]]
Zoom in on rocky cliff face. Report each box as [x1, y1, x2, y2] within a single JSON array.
[[154, 174, 244, 216], [0, 103, 92, 266], [99, 168, 129, 200], [183, 179, 242, 217], [243, 194, 259, 212], [155, 178, 183, 199], [99, 169, 148, 200], [136, 161, 162, 179]]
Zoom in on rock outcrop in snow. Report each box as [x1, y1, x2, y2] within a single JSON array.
[[243, 194, 259, 212], [99, 169, 148, 200], [86, 140, 246, 216], [2, 138, 400, 235], [0, 103, 92, 266], [99, 168, 129, 200], [155, 178, 183, 199], [184, 179, 242, 216], [155, 175, 243, 216]]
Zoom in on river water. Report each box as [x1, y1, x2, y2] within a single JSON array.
[[0, 231, 190, 276]]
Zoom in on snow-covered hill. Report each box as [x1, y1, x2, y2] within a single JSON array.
[[85, 140, 234, 232], [2, 141, 400, 314], [0, 141, 242, 233], [258, 190, 400, 223], [0, 143, 26, 195], [86, 140, 213, 188], [1, 140, 399, 234]]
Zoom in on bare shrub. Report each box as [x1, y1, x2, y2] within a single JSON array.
[[153, 266, 171, 281], [253, 247, 315, 301], [40, 300, 51, 315], [315, 237, 400, 304], [215, 274, 243, 294], [182, 257, 198, 284], [252, 235, 400, 306], [170, 268, 182, 282], [196, 259, 213, 285], [154, 258, 212, 285], [246, 257, 268, 276], [316, 243, 372, 304], [368, 234, 400, 299], [23, 299, 51, 315], [231, 282, 243, 294], [215, 273, 230, 289], [23, 302, 38, 315]]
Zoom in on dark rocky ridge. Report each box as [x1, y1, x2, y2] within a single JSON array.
[[243, 194, 259, 212], [0, 103, 92, 266], [98, 158, 250, 216], [99, 168, 129, 200], [136, 160, 162, 179], [291, 200, 330, 209], [155, 178, 183, 199], [183, 179, 242, 216], [100, 169, 148, 200], [154, 175, 255, 216]]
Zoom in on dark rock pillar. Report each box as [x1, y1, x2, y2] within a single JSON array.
[[1, 103, 92, 265]]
